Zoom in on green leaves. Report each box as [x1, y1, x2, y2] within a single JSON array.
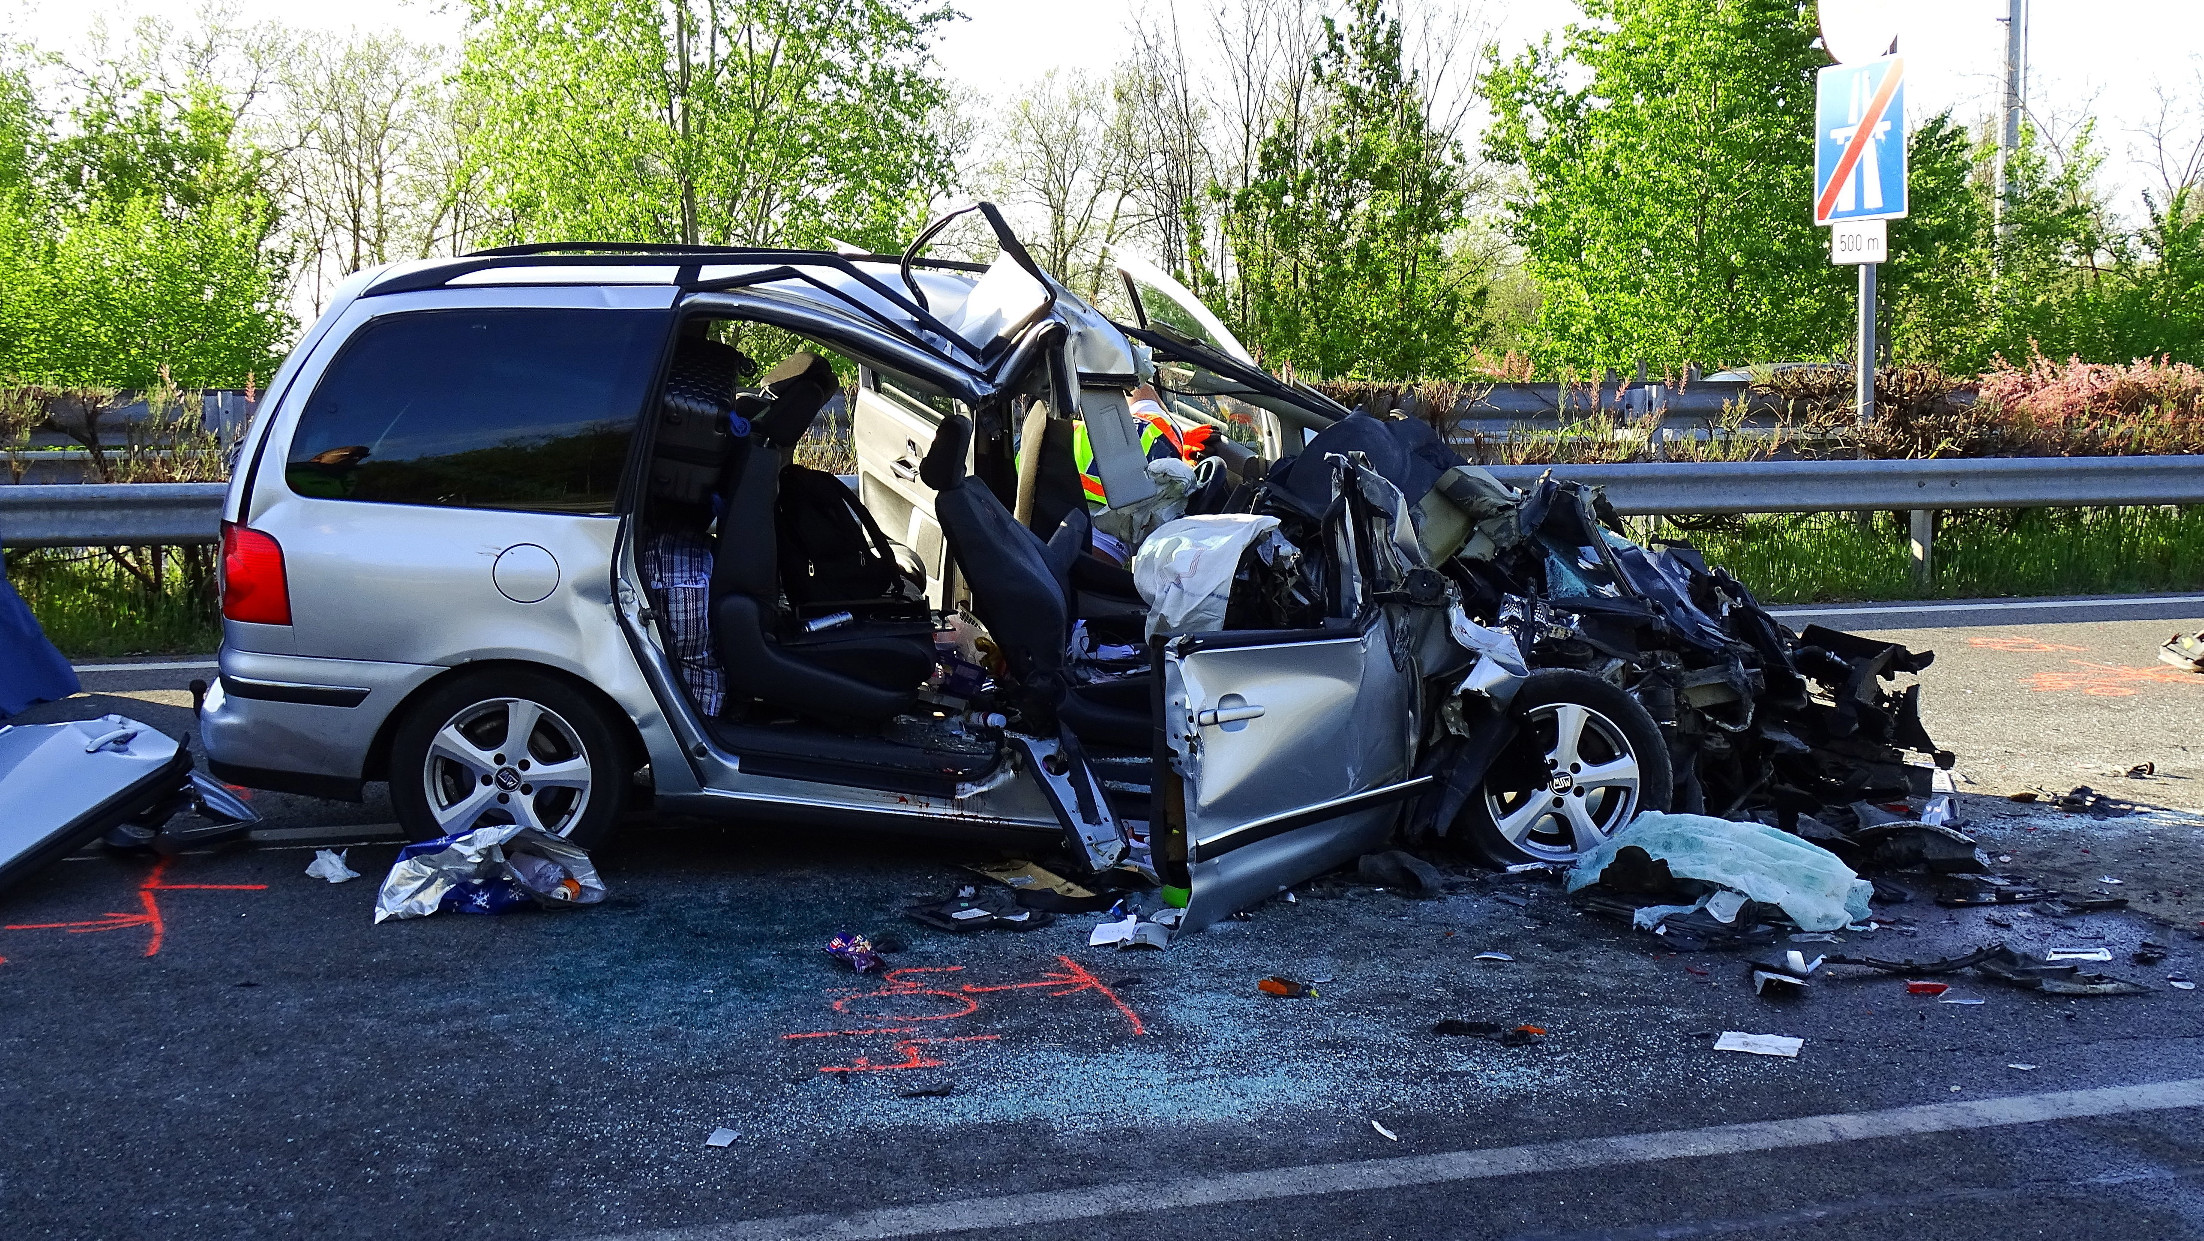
[[457, 0, 959, 250], [0, 34, 288, 389], [1220, 0, 1479, 380], [1484, 0, 1839, 374]]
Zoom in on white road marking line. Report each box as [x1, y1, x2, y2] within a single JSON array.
[[600, 1078, 2204, 1241], [70, 659, 219, 673], [1774, 595, 2204, 619]]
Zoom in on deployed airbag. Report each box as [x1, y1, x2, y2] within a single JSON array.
[[1131, 514, 1296, 638]]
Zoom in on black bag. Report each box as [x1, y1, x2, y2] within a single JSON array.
[[775, 465, 914, 605]]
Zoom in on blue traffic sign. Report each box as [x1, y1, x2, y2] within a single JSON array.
[[1814, 56, 1908, 225]]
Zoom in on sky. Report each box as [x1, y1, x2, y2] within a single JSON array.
[[7, 0, 2201, 216]]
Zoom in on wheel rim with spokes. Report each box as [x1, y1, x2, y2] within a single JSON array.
[[1482, 701, 1643, 863], [421, 697, 593, 836]]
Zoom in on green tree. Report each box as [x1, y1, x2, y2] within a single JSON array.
[[1878, 113, 1993, 369], [1221, 0, 1477, 379], [0, 25, 290, 389], [457, 0, 959, 251], [1484, 0, 1843, 373]]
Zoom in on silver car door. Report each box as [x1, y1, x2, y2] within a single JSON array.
[[852, 367, 955, 605], [1158, 611, 1425, 929]]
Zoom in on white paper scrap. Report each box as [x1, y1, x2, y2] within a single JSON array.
[[1089, 915, 1140, 947], [2047, 948, 2113, 962], [705, 1128, 738, 1148], [1371, 1121, 1399, 1141], [2007, 1063, 2039, 1071], [1713, 1031, 1803, 1058], [1704, 889, 1748, 924], [304, 849, 361, 884]]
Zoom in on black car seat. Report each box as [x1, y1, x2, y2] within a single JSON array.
[[923, 414, 1149, 748], [710, 353, 934, 725]]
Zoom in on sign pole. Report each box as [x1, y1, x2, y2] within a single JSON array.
[[1856, 258, 1877, 424]]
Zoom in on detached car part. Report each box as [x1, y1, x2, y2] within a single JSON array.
[[0, 715, 258, 894]]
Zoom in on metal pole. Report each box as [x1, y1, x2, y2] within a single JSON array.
[[1997, 0, 2027, 233], [1909, 509, 1934, 589], [1856, 259, 1878, 424]]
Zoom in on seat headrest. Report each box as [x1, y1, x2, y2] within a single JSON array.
[[751, 352, 841, 450], [921, 413, 972, 491], [660, 337, 751, 427]]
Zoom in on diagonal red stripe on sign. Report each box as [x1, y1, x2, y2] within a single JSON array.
[[1815, 57, 1905, 224]]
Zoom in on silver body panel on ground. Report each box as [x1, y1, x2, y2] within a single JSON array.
[[0, 716, 190, 893]]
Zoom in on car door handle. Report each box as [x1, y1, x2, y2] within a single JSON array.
[[1197, 704, 1265, 726], [892, 439, 922, 481]]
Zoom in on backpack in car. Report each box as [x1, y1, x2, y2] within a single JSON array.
[[775, 465, 914, 605]]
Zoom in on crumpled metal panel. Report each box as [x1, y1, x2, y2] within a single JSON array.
[[1169, 620, 1413, 858]]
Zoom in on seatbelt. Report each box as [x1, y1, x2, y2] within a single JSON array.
[[1014, 400, 1050, 527]]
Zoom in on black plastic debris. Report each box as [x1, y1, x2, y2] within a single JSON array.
[[1748, 949, 1825, 996], [1433, 1019, 1502, 1036], [1826, 943, 2149, 996], [2055, 786, 2134, 818], [1935, 875, 2054, 907], [1850, 821, 1988, 874], [905, 887, 1057, 933], [1974, 946, 2152, 997], [2133, 941, 2169, 965], [1358, 850, 1446, 898]]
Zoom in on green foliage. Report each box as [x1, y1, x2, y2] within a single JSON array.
[[1878, 114, 1993, 369], [457, 0, 959, 250], [1661, 505, 2204, 603], [0, 30, 289, 389], [1220, 0, 1479, 380], [1483, 0, 1841, 373]]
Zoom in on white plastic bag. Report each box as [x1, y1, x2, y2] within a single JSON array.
[[304, 848, 360, 884], [1131, 514, 1296, 639]]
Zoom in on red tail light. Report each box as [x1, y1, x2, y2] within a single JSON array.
[[221, 522, 292, 625]]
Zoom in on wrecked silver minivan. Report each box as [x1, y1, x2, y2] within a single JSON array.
[[188, 205, 1702, 924]]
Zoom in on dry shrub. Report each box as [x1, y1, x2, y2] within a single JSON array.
[[1973, 348, 2204, 455]]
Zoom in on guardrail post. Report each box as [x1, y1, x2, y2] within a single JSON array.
[[1909, 509, 1934, 589]]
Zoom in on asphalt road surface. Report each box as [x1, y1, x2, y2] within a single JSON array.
[[4, 596, 2202, 1240]]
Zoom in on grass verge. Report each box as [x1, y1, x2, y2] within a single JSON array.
[[8, 546, 221, 658], [1637, 505, 2204, 604]]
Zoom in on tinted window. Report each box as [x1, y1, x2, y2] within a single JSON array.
[[286, 308, 667, 512]]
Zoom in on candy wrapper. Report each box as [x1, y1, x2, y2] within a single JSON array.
[[826, 932, 884, 973]]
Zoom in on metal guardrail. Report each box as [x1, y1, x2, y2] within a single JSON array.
[[0, 483, 228, 548], [4, 455, 2203, 552], [1484, 455, 2204, 516]]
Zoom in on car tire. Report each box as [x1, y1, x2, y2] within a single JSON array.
[[1457, 669, 1672, 868], [388, 668, 630, 848]]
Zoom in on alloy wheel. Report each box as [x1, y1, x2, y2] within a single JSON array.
[[420, 697, 594, 836], [1481, 701, 1643, 863]]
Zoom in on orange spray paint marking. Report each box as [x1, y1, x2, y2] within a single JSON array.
[[815, 1034, 1001, 1073], [785, 956, 1149, 1074], [2023, 661, 2203, 697], [4, 857, 266, 957], [958, 955, 1148, 1036], [1968, 635, 2087, 654]]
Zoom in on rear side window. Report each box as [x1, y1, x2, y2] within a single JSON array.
[[286, 308, 667, 512]]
